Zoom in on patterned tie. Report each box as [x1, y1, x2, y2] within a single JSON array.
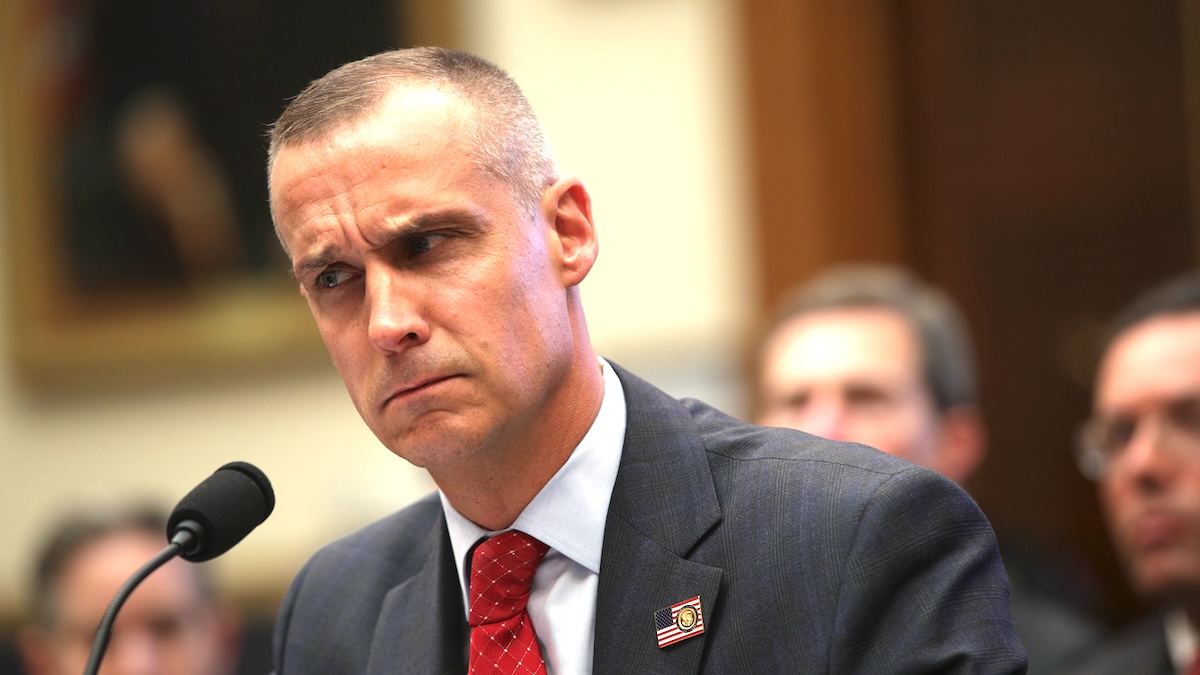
[[468, 530, 550, 675]]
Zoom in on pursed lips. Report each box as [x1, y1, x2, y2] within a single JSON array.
[[1126, 506, 1188, 551], [380, 374, 459, 410]]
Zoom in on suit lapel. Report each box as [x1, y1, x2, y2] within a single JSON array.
[[366, 517, 468, 675], [593, 365, 724, 674]]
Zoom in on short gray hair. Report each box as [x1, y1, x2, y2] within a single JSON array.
[[1104, 269, 1200, 351], [761, 264, 978, 411], [268, 47, 559, 224]]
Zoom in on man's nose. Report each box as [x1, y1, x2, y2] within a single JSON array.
[[365, 268, 429, 353], [1117, 416, 1176, 485], [796, 401, 850, 441]]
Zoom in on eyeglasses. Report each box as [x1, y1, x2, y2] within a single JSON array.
[[1075, 395, 1200, 481]]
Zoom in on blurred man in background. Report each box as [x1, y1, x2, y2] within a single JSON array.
[[755, 263, 1102, 674], [17, 505, 240, 675], [757, 264, 984, 483], [1059, 271, 1200, 674]]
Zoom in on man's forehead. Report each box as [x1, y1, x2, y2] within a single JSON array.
[[779, 307, 920, 356], [767, 306, 933, 394], [62, 531, 169, 579], [1097, 312, 1200, 404], [269, 86, 482, 248], [1105, 312, 1200, 363]]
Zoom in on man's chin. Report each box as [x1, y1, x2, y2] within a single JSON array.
[[1129, 555, 1200, 605], [380, 419, 491, 470]]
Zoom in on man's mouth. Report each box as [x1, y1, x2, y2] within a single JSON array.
[[382, 374, 459, 408]]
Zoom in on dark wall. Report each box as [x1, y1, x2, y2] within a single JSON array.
[[897, 0, 1194, 625]]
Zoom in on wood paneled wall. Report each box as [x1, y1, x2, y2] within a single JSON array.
[[741, 0, 1197, 626]]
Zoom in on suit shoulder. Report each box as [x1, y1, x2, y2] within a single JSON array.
[[273, 494, 452, 673], [682, 395, 923, 477], [612, 360, 955, 503], [301, 492, 444, 582], [676, 396, 992, 541]]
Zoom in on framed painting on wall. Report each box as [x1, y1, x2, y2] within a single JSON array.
[[0, 0, 456, 394]]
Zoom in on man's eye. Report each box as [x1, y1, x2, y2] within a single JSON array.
[[147, 614, 186, 640], [316, 269, 351, 289], [1099, 418, 1136, 453], [781, 392, 810, 410], [846, 387, 889, 407], [1170, 396, 1200, 434], [408, 233, 446, 257]]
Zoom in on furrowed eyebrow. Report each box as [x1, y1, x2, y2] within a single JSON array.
[[403, 208, 484, 234], [293, 246, 340, 280], [291, 208, 485, 279]]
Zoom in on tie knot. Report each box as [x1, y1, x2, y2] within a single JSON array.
[[469, 531, 550, 626]]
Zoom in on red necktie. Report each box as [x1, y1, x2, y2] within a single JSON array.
[[468, 530, 550, 675], [1187, 653, 1200, 675]]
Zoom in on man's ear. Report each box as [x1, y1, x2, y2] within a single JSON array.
[[934, 404, 987, 486], [541, 176, 598, 288]]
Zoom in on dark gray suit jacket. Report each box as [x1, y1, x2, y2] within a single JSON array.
[[273, 365, 1026, 673], [1053, 615, 1171, 675]]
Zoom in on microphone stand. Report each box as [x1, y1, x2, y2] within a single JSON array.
[[82, 529, 197, 675]]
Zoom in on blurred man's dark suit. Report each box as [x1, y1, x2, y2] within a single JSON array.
[[272, 365, 1027, 674], [1054, 616, 1172, 675]]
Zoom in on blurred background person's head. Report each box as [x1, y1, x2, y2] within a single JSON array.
[[755, 263, 984, 484], [756, 263, 1105, 673], [1077, 271, 1200, 620], [18, 505, 240, 675]]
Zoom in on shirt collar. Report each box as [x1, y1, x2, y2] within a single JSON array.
[[440, 357, 626, 587], [1165, 609, 1199, 673]]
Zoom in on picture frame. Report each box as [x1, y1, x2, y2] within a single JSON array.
[[1, 0, 456, 394]]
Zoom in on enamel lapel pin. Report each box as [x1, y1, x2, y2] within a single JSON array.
[[654, 595, 705, 648]]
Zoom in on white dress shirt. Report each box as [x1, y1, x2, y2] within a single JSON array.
[[1165, 610, 1199, 674], [440, 358, 627, 675]]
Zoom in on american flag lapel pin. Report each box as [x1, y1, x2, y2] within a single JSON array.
[[654, 595, 705, 648]]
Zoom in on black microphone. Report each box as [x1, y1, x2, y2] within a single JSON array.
[[83, 461, 275, 675], [167, 461, 276, 561]]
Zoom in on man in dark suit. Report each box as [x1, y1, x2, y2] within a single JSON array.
[[265, 46, 1026, 673], [1058, 271, 1200, 675], [754, 264, 1102, 674]]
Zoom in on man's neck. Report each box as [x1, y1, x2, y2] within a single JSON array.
[[432, 356, 605, 531]]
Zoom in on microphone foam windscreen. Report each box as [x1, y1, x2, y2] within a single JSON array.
[[168, 461, 275, 562]]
